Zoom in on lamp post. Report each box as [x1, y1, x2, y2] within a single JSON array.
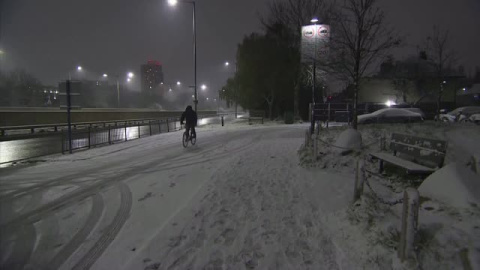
[[168, 0, 197, 112]]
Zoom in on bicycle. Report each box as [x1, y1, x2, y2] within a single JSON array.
[[182, 127, 196, 148]]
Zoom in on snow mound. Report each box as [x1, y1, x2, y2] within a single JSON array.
[[418, 163, 480, 208], [333, 128, 363, 152]]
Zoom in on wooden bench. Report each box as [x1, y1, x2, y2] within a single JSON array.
[[370, 133, 447, 175], [248, 111, 265, 125]]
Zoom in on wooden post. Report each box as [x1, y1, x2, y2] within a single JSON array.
[[380, 134, 386, 151], [398, 188, 420, 262], [353, 159, 365, 203], [305, 129, 311, 148], [469, 155, 479, 174], [313, 135, 318, 160]]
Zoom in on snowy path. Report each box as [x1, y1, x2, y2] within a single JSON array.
[[0, 123, 353, 270]]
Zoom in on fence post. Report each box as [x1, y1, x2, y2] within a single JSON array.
[[313, 135, 318, 160], [353, 159, 365, 203], [468, 155, 479, 174], [88, 126, 91, 149], [61, 132, 65, 154], [380, 133, 386, 151], [167, 119, 170, 132], [138, 122, 141, 138], [398, 188, 420, 262], [327, 103, 331, 122], [158, 120, 161, 133], [149, 121, 152, 136], [221, 116, 224, 126], [108, 126, 112, 145], [124, 122, 127, 141]]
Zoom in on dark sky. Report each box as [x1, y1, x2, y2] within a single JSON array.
[[1, 0, 479, 94]]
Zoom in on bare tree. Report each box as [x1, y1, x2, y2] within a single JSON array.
[[424, 26, 456, 117], [331, 0, 401, 129]]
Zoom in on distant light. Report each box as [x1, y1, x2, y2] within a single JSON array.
[[222, 89, 225, 92], [169, 88, 172, 92], [103, 74, 108, 78], [0, 49, 4, 55], [150, 86, 152, 89], [161, 82, 164, 85], [192, 95, 195, 98], [128, 72, 134, 78], [385, 100, 396, 107], [443, 80, 446, 84], [225, 62, 229, 66], [201, 84, 207, 90], [44, 90, 47, 93], [50, 90, 53, 93], [54, 96, 57, 100], [77, 66, 82, 71], [127, 78, 131, 82], [177, 81, 181, 85], [311, 18, 319, 23], [463, 88, 466, 91], [206, 97, 209, 101], [214, 99, 217, 102], [168, 0, 178, 6], [55, 90, 58, 94]]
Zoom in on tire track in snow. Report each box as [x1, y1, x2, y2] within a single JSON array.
[[48, 193, 105, 270], [1, 223, 36, 270], [72, 182, 132, 270]]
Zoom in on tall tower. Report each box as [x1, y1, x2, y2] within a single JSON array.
[[141, 60, 164, 95]]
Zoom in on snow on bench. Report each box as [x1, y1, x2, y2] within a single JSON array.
[[370, 133, 447, 175]]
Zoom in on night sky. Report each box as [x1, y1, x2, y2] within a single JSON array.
[[1, 0, 479, 94]]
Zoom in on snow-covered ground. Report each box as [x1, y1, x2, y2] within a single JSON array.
[[1, 120, 478, 270], [0, 120, 355, 270], [299, 121, 480, 269]]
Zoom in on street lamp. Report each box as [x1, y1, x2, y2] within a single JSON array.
[[127, 78, 131, 82], [128, 72, 134, 78], [311, 18, 319, 23], [225, 61, 229, 67], [77, 66, 83, 71], [103, 74, 108, 78], [168, 0, 197, 112], [201, 84, 207, 90], [177, 81, 181, 86]]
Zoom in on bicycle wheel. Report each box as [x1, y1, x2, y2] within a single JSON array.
[[182, 132, 189, 148], [191, 136, 196, 145]]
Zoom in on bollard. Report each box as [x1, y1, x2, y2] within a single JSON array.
[[398, 188, 420, 262], [353, 159, 365, 203], [221, 116, 224, 126]]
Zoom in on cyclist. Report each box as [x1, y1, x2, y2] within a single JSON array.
[[180, 105, 197, 139]]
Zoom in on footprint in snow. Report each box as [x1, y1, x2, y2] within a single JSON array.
[[169, 183, 176, 188]]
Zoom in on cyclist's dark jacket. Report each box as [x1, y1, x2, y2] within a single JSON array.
[[181, 106, 198, 126]]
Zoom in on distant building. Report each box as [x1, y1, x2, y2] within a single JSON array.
[[141, 60, 164, 95]]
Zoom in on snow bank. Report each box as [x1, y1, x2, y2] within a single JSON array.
[[418, 163, 480, 208], [333, 128, 363, 152]]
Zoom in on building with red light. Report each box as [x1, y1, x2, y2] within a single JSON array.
[[141, 60, 164, 95]]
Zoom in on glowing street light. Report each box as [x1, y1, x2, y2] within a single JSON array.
[[77, 66, 83, 71], [168, 0, 178, 6], [177, 81, 181, 86], [311, 18, 319, 23], [161, 82, 164, 85], [128, 72, 134, 78], [127, 78, 131, 82], [169, 88, 172, 92], [201, 84, 207, 90], [225, 61, 229, 66], [103, 74, 108, 78]]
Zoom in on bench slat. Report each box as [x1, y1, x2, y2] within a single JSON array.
[[390, 141, 445, 167], [370, 152, 436, 174], [391, 133, 447, 152]]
